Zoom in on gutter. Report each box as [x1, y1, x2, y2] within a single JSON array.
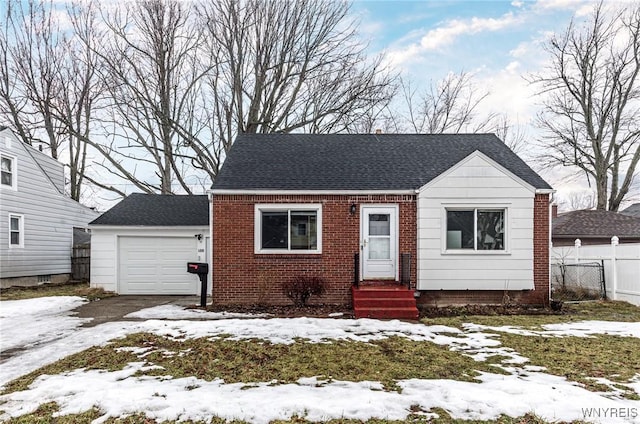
[[209, 189, 416, 195]]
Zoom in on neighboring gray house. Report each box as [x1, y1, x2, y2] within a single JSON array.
[[90, 194, 209, 295], [0, 127, 99, 288], [621, 203, 640, 218]]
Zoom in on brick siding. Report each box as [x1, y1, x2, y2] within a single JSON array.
[[212, 194, 417, 305]]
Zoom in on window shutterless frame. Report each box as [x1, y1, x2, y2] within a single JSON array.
[[0, 154, 17, 190], [8, 214, 24, 248], [254, 204, 322, 254], [444, 207, 508, 253]]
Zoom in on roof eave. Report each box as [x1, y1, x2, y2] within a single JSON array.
[[209, 189, 417, 196]]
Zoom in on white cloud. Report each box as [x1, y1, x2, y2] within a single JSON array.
[[533, 0, 595, 17], [385, 12, 522, 67]]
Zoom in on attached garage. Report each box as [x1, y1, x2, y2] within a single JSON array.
[[118, 236, 198, 294], [89, 194, 210, 295]]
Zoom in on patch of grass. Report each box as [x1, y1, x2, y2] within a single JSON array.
[[0, 281, 115, 301], [423, 301, 640, 329], [1, 405, 586, 424], [1, 346, 139, 394], [2, 401, 102, 423], [118, 333, 502, 390], [1, 333, 502, 397], [495, 332, 640, 398]]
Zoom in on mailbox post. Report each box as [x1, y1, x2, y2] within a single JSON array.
[[187, 262, 209, 307]]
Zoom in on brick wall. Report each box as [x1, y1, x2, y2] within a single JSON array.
[[416, 193, 551, 307], [212, 194, 417, 305]]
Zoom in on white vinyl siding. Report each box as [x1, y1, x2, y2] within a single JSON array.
[[0, 130, 99, 278], [417, 152, 536, 291]]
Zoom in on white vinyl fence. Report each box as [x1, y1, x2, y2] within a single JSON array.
[[551, 238, 640, 306]]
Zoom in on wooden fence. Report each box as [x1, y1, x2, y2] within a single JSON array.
[[71, 246, 90, 281]]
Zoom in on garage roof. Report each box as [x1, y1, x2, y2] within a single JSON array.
[[90, 194, 209, 226]]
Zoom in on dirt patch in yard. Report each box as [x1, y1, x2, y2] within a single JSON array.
[[204, 303, 354, 318], [419, 304, 563, 318]]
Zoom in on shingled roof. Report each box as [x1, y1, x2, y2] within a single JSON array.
[[620, 203, 640, 218], [211, 133, 552, 191], [553, 209, 640, 240], [90, 194, 208, 226]]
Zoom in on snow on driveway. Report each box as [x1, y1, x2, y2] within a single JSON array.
[[1, 297, 639, 423], [0, 296, 90, 352]]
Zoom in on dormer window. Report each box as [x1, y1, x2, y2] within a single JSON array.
[[1, 155, 16, 189]]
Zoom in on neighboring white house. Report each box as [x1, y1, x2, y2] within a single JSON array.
[[0, 127, 99, 288], [89, 194, 210, 295]]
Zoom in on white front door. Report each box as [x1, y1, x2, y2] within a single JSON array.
[[361, 205, 398, 280]]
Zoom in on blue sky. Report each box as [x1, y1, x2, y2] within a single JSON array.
[[347, 0, 622, 205], [350, 0, 584, 117]]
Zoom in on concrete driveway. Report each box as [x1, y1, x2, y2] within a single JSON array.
[[74, 295, 200, 327]]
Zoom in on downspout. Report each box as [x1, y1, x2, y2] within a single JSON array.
[[208, 190, 214, 299], [548, 192, 555, 305]]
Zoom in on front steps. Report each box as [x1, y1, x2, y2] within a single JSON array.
[[352, 284, 419, 320]]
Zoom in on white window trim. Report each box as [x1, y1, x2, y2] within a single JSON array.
[[254, 203, 322, 254], [0, 154, 17, 190], [442, 206, 510, 255], [9, 213, 24, 248]]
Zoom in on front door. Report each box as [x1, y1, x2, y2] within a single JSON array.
[[361, 205, 398, 280]]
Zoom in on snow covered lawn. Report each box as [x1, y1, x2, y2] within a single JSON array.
[[1, 297, 639, 423]]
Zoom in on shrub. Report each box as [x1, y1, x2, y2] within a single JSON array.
[[282, 276, 326, 306]]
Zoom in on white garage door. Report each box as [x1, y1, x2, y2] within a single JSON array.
[[118, 236, 199, 294]]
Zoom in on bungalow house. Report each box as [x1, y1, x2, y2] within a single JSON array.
[[210, 134, 554, 318]]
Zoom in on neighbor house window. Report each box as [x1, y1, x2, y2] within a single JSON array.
[[446, 208, 505, 251], [9, 214, 23, 248], [255, 204, 322, 253], [1, 155, 16, 189]]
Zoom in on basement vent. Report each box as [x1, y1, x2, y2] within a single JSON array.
[[37, 275, 51, 284]]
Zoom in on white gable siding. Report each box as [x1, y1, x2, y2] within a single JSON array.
[[417, 153, 536, 291], [0, 130, 98, 279]]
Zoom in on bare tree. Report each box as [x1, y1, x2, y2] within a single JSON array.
[[558, 190, 597, 211], [80, 0, 211, 195], [0, 0, 64, 155], [392, 72, 496, 134], [530, 3, 640, 211], [0, 0, 103, 201], [493, 114, 528, 154], [195, 0, 396, 177]]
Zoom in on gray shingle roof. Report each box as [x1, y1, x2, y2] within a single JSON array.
[[620, 203, 640, 218], [553, 209, 640, 239], [211, 133, 552, 191], [90, 194, 209, 226]]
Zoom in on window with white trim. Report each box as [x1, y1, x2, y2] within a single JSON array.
[[446, 208, 505, 250], [1, 155, 16, 189], [255, 204, 322, 253], [9, 214, 24, 248]]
